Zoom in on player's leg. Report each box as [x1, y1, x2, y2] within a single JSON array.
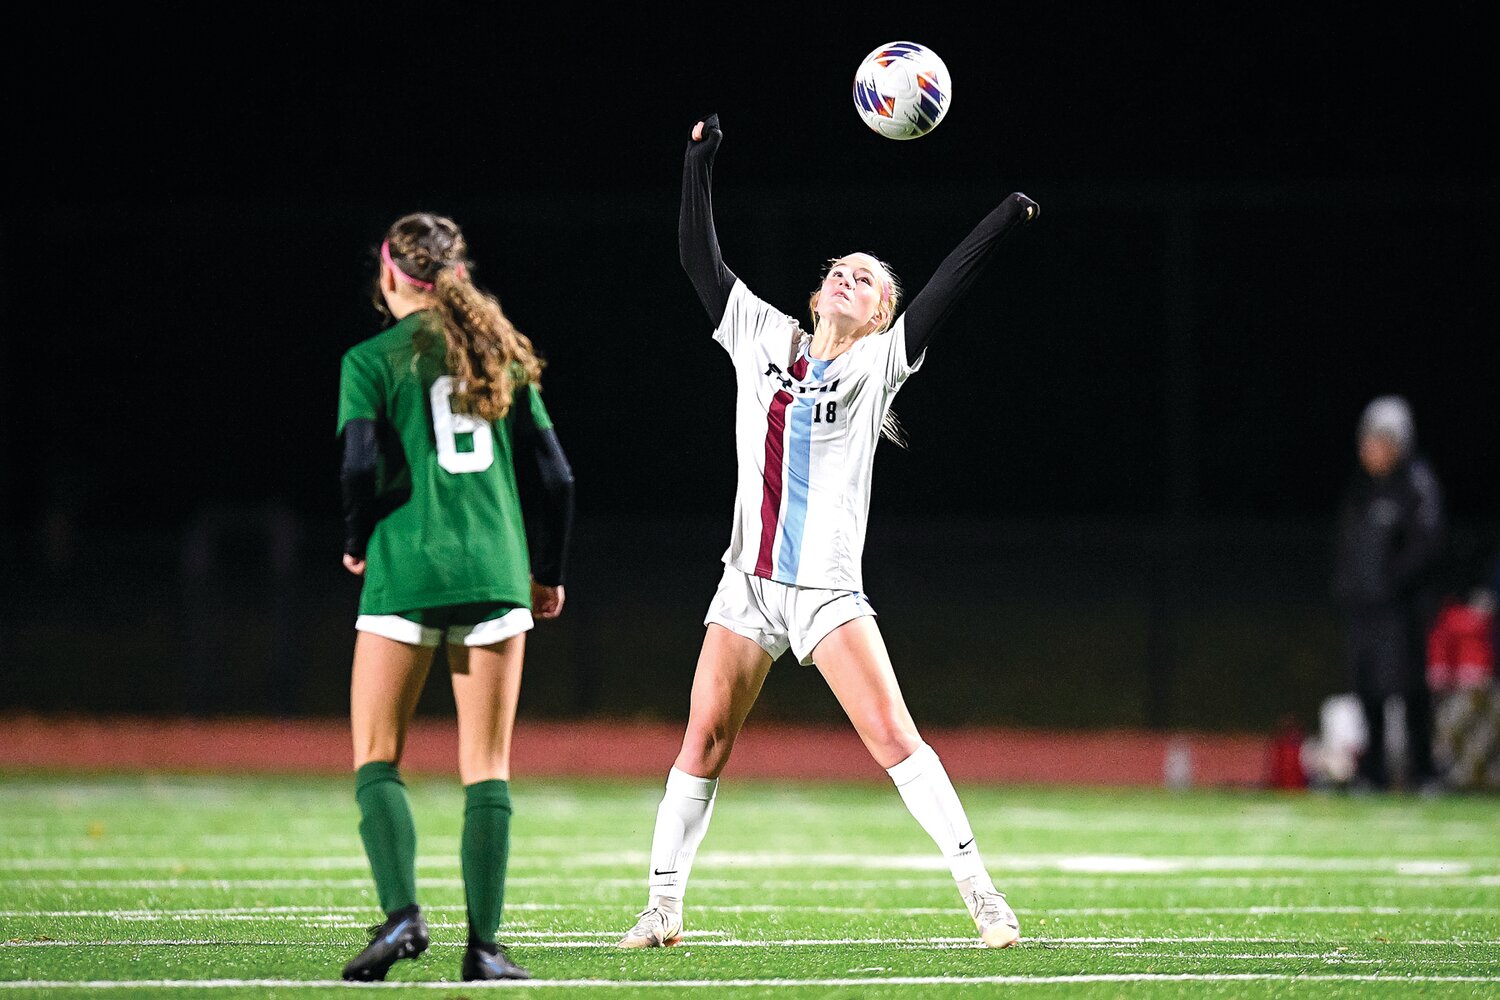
[[1403, 670, 1439, 791], [1355, 689, 1388, 789], [812, 616, 1020, 948], [352, 629, 438, 768], [344, 625, 439, 980], [448, 624, 532, 980], [1352, 642, 1389, 791], [620, 624, 773, 948], [1403, 619, 1440, 791], [675, 624, 776, 778]]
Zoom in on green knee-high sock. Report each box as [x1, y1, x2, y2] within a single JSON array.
[[355, 761, 418, 915], [461, 779, 513, 946]]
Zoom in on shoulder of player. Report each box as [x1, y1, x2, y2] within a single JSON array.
[[343, 315, 431, 367], [726, 279, 797, 325], [850, 320, 906, 361]]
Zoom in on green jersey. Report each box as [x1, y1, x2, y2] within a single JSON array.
[[336, 312, 553, 615]]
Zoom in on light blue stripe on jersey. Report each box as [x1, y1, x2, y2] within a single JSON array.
[[776, 355, 832, 583], [776, 398, 813, 581]]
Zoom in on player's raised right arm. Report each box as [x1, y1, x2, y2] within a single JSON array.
[[901, 193, 1039, 366], [679, 114, 738, 325]]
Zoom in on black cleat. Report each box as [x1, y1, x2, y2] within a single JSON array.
[[462, 941, 532, 981], [341, 906, 429, 981]]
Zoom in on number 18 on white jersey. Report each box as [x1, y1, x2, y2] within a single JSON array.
[[713, 280, 924, 594]]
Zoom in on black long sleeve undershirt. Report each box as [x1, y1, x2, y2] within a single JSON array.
[[340, 419, 380, 560], [679, 114, 737, 325], [900, 193, 1038, 365], [678, 114, 1037, 363], [514, 421, 575, 587]]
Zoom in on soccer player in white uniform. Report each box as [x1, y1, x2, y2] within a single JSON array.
[[619, 115, 1038, 950]]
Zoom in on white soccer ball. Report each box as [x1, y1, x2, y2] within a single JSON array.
[[852, 41, 952, 140]]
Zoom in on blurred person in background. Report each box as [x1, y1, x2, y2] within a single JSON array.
[[1427, 582, 1497, 788], [1492, 548, 1500, 654], [336, 213, 575, 982], [1332, 395, 1446, 792]]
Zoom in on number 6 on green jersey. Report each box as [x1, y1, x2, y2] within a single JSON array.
[[431, 376, 494, 474]]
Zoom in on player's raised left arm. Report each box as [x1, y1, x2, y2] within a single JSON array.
[[901, 193, 1039, 366], [679, 114, 739, 325]]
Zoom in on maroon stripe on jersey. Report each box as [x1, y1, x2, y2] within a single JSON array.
[[754, 355, 809, 578]]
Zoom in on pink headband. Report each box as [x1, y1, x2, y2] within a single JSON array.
[[381, 240, 433, 290], [381, 240, 469, 290]]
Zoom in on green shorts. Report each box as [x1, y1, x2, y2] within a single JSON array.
[[355, 602, 532, 648]]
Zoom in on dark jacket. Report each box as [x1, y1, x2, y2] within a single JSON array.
[[1333, 456, 1446, 696]]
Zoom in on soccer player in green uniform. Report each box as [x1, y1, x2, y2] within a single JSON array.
[[336, 212, 574, 982]]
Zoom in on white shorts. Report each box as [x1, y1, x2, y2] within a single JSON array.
[[704, 564, 876, 666], [355, 607, 535, 648]]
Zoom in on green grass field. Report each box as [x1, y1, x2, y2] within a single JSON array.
[[1, 774, 1497, 997]]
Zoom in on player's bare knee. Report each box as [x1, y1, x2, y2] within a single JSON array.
[[678, 724, 734, 776], [863, 725, 922, 769]]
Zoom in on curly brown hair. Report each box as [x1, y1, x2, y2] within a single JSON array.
[[377, 212, 543, 422]]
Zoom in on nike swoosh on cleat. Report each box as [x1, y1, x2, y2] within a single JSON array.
[[958, 838, 974, 850], [382, 918, 409, 946]]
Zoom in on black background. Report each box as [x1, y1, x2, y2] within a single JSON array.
[[5, 6, 1496, 533]]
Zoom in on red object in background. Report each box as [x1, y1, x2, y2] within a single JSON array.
[[1267, 715, 1308, 789], [1427, 599, 1496, 692]]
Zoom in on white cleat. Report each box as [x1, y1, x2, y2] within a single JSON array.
[[959, 876, 1020, 948], [617, 905, 683, 948]]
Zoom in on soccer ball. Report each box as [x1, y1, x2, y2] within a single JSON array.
[[852, 41, 951, 140]]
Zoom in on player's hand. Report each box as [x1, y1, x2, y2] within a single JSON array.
[[342, 553, 366, 576], [532, 582, 565, 619], [689, 114, 722, 152]]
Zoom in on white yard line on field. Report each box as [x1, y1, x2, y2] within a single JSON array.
[[1116, 952, 1498, 964], [4, 879, 455, 890], [10, 938, 1500, 956], [1052, 936, 1499, 945], [7, 902, 1500, 917], [5, 973, 1500, 988], [1, 941, 292, 948], [4, 929, 1496, 948], [3, 853, 1491, 874], [0, 857, 458, 871], [1037, 905, 1500, 916], [0, 931, 726, 945], [12, 874, 1500, 893]]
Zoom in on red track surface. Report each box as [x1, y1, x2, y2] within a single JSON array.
[[2, 714, 1272, 787]]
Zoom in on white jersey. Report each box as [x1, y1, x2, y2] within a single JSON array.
[[713, 279, 925, 592]]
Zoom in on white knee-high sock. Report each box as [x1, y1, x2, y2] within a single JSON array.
[[646, 767, 718, 904], [886, 742, 988, 882]]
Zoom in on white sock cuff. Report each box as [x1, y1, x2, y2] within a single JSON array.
[[666, 766, 719, 801], [885, 742, 940, 787]]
